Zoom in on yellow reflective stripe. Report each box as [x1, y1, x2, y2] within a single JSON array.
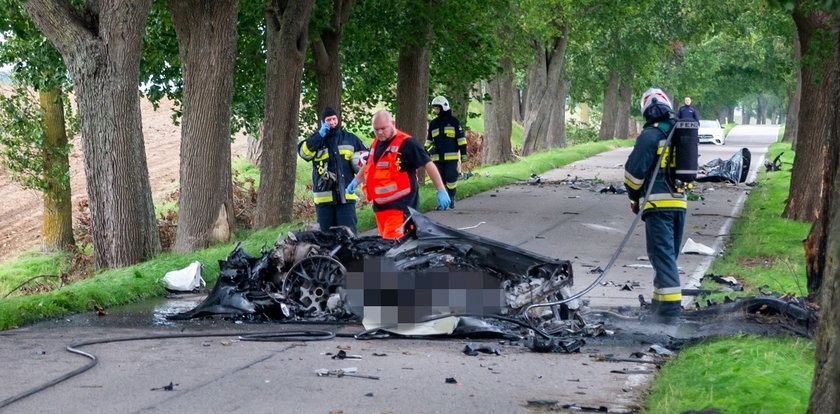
[[429, 154, 440, 161], [345, 193, 357, 200], [443, 152, 459, 160], [652, 292, 682, 302], [314, 192, 334, 203], [444, 126, 456, 137], [301, 142, 316, 157], [445, 182, 457, 189], [314, 148, 329, 161], [643, 199, 687, 209], [655, 287, 682, 295], [457, 137, 467, 145], [431, 128, 440, 137]]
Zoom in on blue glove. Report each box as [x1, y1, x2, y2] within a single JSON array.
[[318, 120, 330, 137], [346, 178, 358, 194], [436, 189, 451, 210]]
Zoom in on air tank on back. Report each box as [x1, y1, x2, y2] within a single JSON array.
[[671, 120, 699, 183]]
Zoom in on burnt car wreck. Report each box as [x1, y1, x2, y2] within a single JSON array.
[[170, 209, 581, 337]]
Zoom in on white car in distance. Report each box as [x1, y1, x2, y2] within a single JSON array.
[[698, 119, 725, 145]]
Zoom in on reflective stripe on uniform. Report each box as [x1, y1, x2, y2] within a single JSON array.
[[375, 184, 398, 194], [443, 152, 459, 161], [374, 188, 411, 204], [431, 128, 440, 137], [314, 191, 334, 204], [377, 161, 390, 168], [643, 193, 687, 210], [338, 144, 354, 158], [314, 148, 329, 161], [300, 142, 317, 158], [444, 126, 456, 137], [457, 137, 467, 145], [429, 154, 440, 162], [445, 181, 457, 190], [652, 291, 682, 302], [624, 171, 644, 190]]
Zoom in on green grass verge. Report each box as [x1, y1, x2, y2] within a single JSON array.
[[644, 142, 813, 413], [644, 335, 814, 414], [0, 138, 631, 331]]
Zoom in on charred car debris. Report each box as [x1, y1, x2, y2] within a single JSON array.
[[170, 209, 592, 350]]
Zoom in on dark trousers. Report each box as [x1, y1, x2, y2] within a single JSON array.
[[434, 160, 459, 202], [316, 203, 358, 234], [644, 210, 686, 316]]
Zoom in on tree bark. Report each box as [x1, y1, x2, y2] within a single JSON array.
[[615, 70, 633, 140], [254, 0, 314, 229], [483, 58, 514, 165], [521, 27, 569, 155], [22, 0, 160, 268], [809, 20, 840, 410], [38, 88, 75, 252], [512, 87, 524, 124], [743, 104, 752, 125], [756, 94, 767, 124], [169, 0, 238, 252], [598, 69, 620, 140], [395, 2, 433, 145], [783, 30, 802, 146], [784, 5, 837, 222], [311, 0, 352, 117]]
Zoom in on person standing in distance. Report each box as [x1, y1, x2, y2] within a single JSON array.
[[677, 96, 699, 121], [624, 88, 686, 323], [426, 96, 466, 209], [298, 107, 367, 234], [346, 110, 450, 239]]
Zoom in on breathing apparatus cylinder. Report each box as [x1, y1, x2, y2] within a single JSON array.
[[670, 120, 699, 183]]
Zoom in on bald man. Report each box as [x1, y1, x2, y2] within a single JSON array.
[[346, 110, 451, 239]]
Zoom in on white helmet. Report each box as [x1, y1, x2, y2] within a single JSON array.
[[640, 88, 672, 113], [350, 150, 369, 173], [431, 95, 450, 111]]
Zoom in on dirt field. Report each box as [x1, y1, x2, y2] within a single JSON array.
[[0, 98, 248, 261]]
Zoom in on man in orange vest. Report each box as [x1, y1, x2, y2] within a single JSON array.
[[346, 110, 451, 239]]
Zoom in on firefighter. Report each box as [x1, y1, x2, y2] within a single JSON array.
[[426, 95, 466, 209], [346, 110, 450, 239], [623, 88, 686, 322], [298, 107, 367, 234]]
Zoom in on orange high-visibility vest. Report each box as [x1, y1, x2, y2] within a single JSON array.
[[365, 130, 412, 206]]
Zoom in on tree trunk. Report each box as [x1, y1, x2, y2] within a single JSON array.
[[547, 74, 568, 148], [483, 59, 514, 165], [756, 94, 767, 124], [615, 70, 633, 140], [395, 3, 433, 144], [783, 30, 802, 146], [727, 107, 735, 124], [311, 0, 352, 117], [512, 87, 524, 124], [38, 88, 75, 252], [598, 69, 620, 140], [784, 5, 837, 222], [521, 27, 569, 155], [254, 0, 314, 229], [169, 0, 238, 252], [246, 132, 263, 167], [743, 104, 752, 125], [22, 0, 160, 268], [808, 18, 840, 410]]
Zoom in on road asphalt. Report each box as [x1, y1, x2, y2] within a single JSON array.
[[0, 125, 779, 414]]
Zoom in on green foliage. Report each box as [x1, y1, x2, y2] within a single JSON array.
[[564, 119, 599, 145], [0, 86, 70, 192], [644, 335, 814, 414]]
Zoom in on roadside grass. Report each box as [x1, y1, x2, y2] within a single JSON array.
[[644, 142, 814, 413], [723, 122, 736, 136], [0, 138, 629, 330], [700, 144, 808, 298], [644, 335, 814, 414]]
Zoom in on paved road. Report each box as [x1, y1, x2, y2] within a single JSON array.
[[0, 125, 779, 414]]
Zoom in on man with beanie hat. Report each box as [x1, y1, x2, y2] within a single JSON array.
[[298, 107, 367, 234], [623, 88, 686, 323]]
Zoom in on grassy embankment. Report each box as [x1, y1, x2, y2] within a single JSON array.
[[644, 126, 815, 413], [0, 115, 629, 330]]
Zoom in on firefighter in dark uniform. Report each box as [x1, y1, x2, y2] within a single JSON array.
[[298, 107, 367, 234], [623, 88, 686, 322], [426, 96, 466, 209]]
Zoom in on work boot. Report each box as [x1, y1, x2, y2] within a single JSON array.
[[449, 200, 455, 209]]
